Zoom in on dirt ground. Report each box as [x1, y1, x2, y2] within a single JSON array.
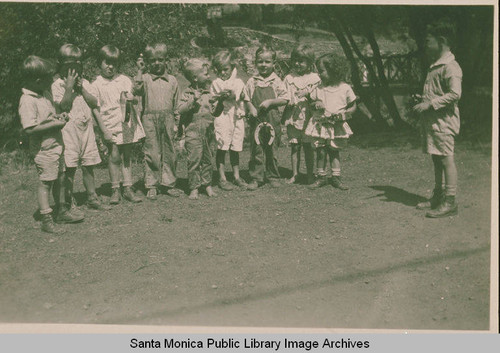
[[0, 132, 492, 330]]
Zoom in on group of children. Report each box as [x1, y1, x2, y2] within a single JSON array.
[[19, 21, 462, 233]]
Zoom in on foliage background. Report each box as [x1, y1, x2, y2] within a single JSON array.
[[0, 3, 494, 153]]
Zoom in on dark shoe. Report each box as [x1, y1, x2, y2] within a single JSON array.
[[146, 188, 158, 200], [308, 176, 328, 190], [56, 207, 84, 224], [219, 179, 234, 191], [426, 195, 458, 218], [110, 188, 121, 205], [123, 187, 143, 203], [247, 180, 259, 191], [331, 176, 349, 190], [41, 214, 60, 233], [87, 194, 111, 210], [163, 187, 182, 198], [269, 179, 282, 188], [417, 189, 443, 210], [234, 178, 248, 189]]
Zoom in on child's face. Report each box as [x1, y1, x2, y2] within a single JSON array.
[[194, 66, 211, 86], [424, 34, 441, 61], [255, 51, 274, 77], [100, 59, 117, 79], [30, 75, 53, 94], [147, 52, 167, 76], [294, 58, 310, 75], [59, 58, 82, 79], [216, 62, 233, 81]]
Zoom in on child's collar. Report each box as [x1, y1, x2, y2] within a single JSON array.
[[430, 51, 455, 68], [254, 72, 278, 81]]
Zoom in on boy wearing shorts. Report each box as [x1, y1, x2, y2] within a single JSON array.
[[413, 22, 462, 218], [19, 56, 84, 233]]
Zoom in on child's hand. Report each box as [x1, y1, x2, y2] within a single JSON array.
[[64, 69, 79, 90], [413, 101, 432, 113], [247, 105, 258, 119], [74, 77, 83, 93], [102, 129, 114, 144], [136, 55, 145, 72], [312, 101, 325, 111], [259, 99, 272, 113]]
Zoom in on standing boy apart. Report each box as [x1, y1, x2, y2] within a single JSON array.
[[413, 22, 462, 218]]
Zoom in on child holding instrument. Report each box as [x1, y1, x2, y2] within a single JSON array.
[[305, 54, 356, 190], [92, 45, 145, 204], [283, 44, 321, 185], [244, 44, 289, 190]]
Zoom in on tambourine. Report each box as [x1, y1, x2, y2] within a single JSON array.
[[254, 121, 276, 146]]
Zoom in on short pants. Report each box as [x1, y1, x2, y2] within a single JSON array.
[[34, 146, 65, 182]]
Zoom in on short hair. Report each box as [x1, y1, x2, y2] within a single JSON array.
[[58, 44, 82, 63], [255, 44, 276, 62], [98, 45, 121, 65], [212, 50, 235, 71], [144, 43, 168, 60], [21, 55, 55, 81], [182, 58, 209, 82], [426, 20, 456, 47], [316, 54, 350, 84], [291, 44, 316, 67]]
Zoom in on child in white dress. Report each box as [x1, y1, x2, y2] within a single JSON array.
[[210, 50, 247, 191], [92, 45, 145, 204], [283, 44, 321, 185], [305, 54, 356, 190]]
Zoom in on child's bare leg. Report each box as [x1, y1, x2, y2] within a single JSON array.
[[38, 180, 53, 215], [120, 144, 132, 188], [64, 167, 77, 206], [108, 144, 122, 204], [121, 145, 142, 203], [39, 180, 60, 232], [417, 154, 444, 209], [303, 143, 314, 184], [287, 145, 300, 183], [82, 166, 96, 196], [52, 171, 66, 210], [432, 154, 444, 191], [230, 151, 240, 180], [442, 155, 457, 197], [426, 155, 458, 217], [308, 147, 328, 189], [216, 150, 227, 181], [329, 149, 349, 190], [108, 144, 121, 184]]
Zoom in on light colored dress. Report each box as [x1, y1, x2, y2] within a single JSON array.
[[283, 72, 321, 144], [52, 78, 101, 167], [92, 74, 145, 145], [210, 68, 246, 152], [304, 83, 355, 149]]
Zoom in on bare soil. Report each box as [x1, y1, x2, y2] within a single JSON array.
[[0, 133, 492, 330]]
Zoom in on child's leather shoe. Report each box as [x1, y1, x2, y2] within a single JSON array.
[[331, 176, 349, 190], [123, 187, 143, 203], [308, 176, 328, 190], [55, 207, 84, 224], [426, 195, 458, 218], [110, 188, 121, 205], [417, 189, 443, 210], [41, 214, 60, 233]]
